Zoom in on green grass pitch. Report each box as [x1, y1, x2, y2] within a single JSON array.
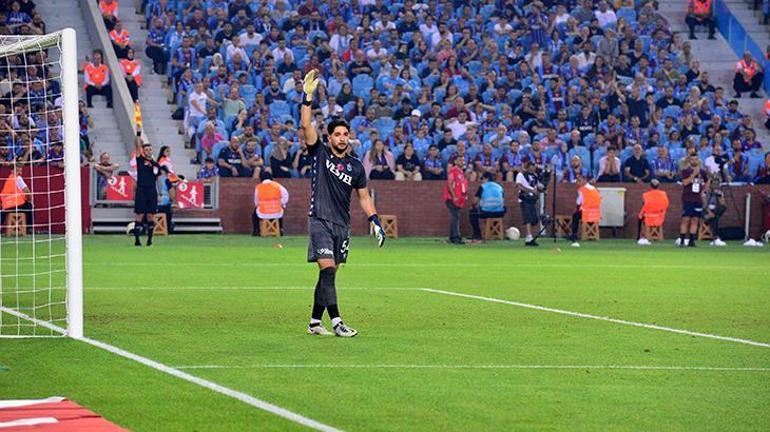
[[1, 235, 769, 431]]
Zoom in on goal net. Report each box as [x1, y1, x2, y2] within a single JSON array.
[[0, 29, 82, 338]]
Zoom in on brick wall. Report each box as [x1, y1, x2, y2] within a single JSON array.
[[179, 179, 770, 239]]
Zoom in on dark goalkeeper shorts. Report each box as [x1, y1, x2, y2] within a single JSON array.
[[134, 187, 158, 214], [307, 217, 350, 264]]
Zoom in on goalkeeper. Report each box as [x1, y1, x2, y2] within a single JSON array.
[[300, 69, 385, 338]]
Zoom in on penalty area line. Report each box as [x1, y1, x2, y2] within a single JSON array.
[[0, 306, 342, 432], [421, 289, 770, 349], [171, 364, 770, 372]]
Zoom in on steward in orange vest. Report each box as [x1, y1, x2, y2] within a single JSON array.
[[733, 52, 765, 98], [120, 49, 142, 102], [685, 0, 715, 40], [252, 171, 289, 236], [1, 166, 33, 233], [84, 49, 113, 108], [569, 175, 601, 244], [99, 0, 119, 31], [109, 21, 131, 59], [637, 179, 669, 241]]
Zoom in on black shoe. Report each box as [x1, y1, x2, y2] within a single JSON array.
[[708, 34, 716, 40], [525, 240, 539, 247], [688, 240, 696, 247], [251, 232, 259, 236], [689, 34, 697, 40], [750, 92, 760, 98], [734, 93, 741, 98], [134, 239, 142, 246], [146, 240, 153, 247], [87, 104, 93, 108], [107, 104, 113, 108]]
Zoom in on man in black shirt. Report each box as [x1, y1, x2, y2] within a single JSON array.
[[623, 144, 651, 183], [132, 130, 162, 246], [301, 69, 385, 338]]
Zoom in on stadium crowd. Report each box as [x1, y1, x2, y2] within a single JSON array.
[[0, 1, 104, 171], [121, 0, 770, 186]]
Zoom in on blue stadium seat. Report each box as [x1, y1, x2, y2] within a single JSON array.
[[269, 100, 291, 119], [352, 74, 374, 98], [748, 152, 764, 178], [211, 141, 229, 160], [374, 118, 396, 137]]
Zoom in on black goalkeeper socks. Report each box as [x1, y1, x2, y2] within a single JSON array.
[[327, 304, 340, 320], [134, 224, 142, 245]]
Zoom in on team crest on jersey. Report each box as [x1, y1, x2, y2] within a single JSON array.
[[326, 159, 353, 185]]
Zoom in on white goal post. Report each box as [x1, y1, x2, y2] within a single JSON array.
[[0, 28, 82, 338]]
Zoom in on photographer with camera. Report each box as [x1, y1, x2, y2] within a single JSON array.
[[516, 158, 544, 246], [704, 178, 727, 246], [678, 152, 710, 247]]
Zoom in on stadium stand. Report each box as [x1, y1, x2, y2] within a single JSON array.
[[82, 0, 770, 187]]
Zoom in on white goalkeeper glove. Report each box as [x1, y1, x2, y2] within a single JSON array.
[[302, 69, 320, 103], [369, 214, 385, 247]]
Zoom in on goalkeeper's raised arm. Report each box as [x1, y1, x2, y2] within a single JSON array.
[[300, 69, 320, 147]]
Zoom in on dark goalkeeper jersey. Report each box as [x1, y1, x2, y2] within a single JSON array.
[[308, 137, 366, 226]]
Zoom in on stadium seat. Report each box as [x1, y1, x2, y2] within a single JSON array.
[[352, 74, 374, 98], [4, 213, 26, 237], [269, 100, 291, 120]]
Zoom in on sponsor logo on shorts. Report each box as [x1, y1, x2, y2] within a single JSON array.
[[317, 248, 333, 256]]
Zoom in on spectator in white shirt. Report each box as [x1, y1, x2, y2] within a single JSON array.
[[329, 24, 352, 54], [447, 112, 476, 140], [271, 39, 293, 64], [366, 40, 389, 64], [240, 23, 263, 46], [186, 82, 217, 138], [225, 35, 249, 64], [576, 42, 597, 70], [419, 15, 438, 42], [594, 1, 617, 28], [431, 23, 453, 48], [374, 13, 396, 32], [494, 17, 513, 36]]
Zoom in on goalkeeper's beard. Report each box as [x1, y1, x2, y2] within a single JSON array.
[[330, 140, 350, 157]]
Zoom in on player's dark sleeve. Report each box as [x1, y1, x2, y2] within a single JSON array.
[[354, 163, 367, 189], [307, 137, 324, 156]]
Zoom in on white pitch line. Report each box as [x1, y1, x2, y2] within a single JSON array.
[[171, 364, 770, 372], [83, 262, 770, 271], [0, 306, 341, 432], [421, 289, 770, 349], [81, 286, 416, 291]]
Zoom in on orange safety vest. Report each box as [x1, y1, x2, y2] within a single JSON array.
[[639, 189, 669, 227], [736, 59, 757, 78], [1, 173, 27, 210], [84, 63, 108, 87], [120, 58, 142, 86], [579, 185, 602, 223], [99, 0, 118, 17], [256, 181, 283, 215], [691, 0, 711, 15], [158, 156, 179, 183], [109, 29, 130, 46]]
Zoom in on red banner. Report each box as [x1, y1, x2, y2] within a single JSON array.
[[176, 180, 204, 209], [106, 175, 134, 201]]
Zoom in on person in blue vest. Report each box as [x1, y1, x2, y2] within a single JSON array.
[[469, 172, 506, 241]]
